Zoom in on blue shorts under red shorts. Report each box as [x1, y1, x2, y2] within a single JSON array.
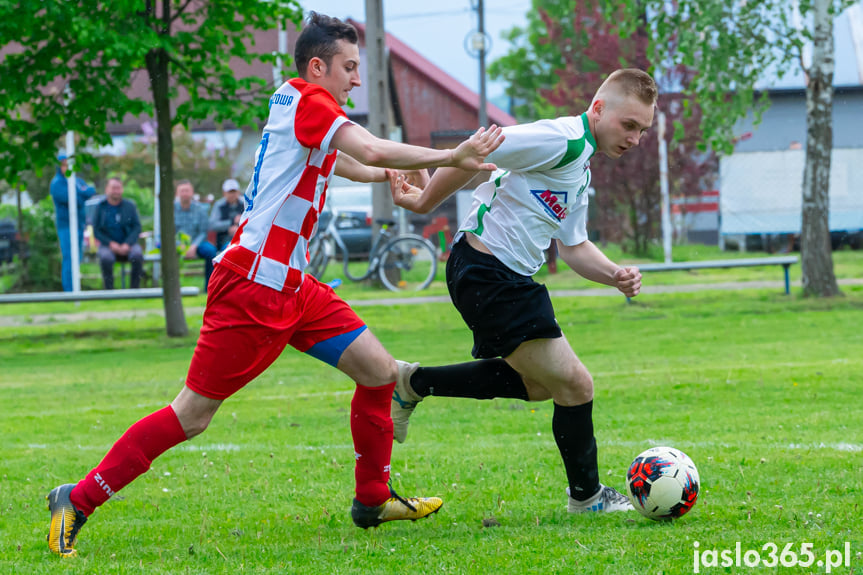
[[185, 265, 367, 400]]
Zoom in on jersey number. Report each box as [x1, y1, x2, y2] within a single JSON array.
[[245, 133, 271, 212]]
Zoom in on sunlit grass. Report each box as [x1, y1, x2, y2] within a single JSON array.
[[1, 290, 861, 573]]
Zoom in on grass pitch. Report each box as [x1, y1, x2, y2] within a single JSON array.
[[1, 285, 862, 574]]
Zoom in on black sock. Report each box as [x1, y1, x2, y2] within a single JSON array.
[[553, 401, 600, 501], [410, 359, 529, 400]]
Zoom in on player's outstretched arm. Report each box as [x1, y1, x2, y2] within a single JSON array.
[[335, 152, 430, 187], [332, 123, 504, 172], [388, 166, 478, 215], [557, 240, 642, 297], [335, 151, 386, 183]]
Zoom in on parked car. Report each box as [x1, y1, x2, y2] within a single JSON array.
[[321, 183, 373, 259], [318, 180, 431, 259], [831, 230, 863, 250], [0, 217, 20, 263]]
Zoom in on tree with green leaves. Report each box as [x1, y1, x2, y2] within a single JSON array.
[[489, 0, 716, 254], [609, 0, 856, 297], [0, 0, 303, 334]]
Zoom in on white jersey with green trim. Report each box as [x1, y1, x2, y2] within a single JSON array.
[[458, 113, 596, 276]]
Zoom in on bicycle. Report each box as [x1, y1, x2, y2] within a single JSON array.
[[307, 208, 438, 292]]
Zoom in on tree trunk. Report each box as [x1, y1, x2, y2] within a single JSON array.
[[146, 41, 188, 336], [628, 197, 639, 253], [16, 187, 28, 285], [16, 187, 23, 258], [800, 0, 841, 298]]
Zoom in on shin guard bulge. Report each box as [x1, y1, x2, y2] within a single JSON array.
[[351, 382, 396, 507], [70, 405, 187, 516]]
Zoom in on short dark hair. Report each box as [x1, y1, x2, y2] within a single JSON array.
[[294, 11, 358, 78], [175, 179, 193, 190]]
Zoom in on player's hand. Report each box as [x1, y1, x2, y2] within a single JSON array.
[[387, 169, 425, 213], [614, 266, 641, 297], [451, 125, 505, 171], [399, 168, 429, 188]]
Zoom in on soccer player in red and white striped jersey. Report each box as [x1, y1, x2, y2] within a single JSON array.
[[47, 12, 505, 557]]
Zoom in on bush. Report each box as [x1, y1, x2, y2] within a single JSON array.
[[0, 198, 62, 292]]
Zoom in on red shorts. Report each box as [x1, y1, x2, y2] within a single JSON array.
[[186, 265, 367, 400]]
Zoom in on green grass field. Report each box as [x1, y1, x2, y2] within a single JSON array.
[[2, 247, 862, 317], [1, 281, 862, 573]]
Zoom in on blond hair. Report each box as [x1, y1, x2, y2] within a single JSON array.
[[594, 69, 658, 107]]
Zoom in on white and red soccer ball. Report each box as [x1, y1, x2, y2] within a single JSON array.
[[626, 446, 700, 520]]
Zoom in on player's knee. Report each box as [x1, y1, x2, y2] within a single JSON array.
[[576, 368, 594, 395], [363, 348, 397, 387], [560, 364, 593, 402], [349, 355, 397, 388], [375, 355, 398, 387], [183, 420, 208, 439], [523, 380, 552, 401], [181, 412, 214, 439]]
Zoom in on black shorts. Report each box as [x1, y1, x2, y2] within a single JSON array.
[[446, 235, 562, 359]]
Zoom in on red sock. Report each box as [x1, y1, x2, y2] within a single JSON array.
[[351, 382, 395, 507], [70, 405, 187, 516]]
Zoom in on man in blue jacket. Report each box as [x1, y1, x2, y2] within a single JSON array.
[[49, 152, 96, 291], [174, 179, 216, 291], [93, 178, 143, 289]]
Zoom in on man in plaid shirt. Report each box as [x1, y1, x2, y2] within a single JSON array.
[[174, 179, 217, 291]]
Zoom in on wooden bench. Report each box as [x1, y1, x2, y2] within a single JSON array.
[[0, 286, 200, 304], [634, 255, 799, 295], [118, 254, 206, 287]]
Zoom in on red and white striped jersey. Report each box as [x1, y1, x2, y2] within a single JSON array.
[[215, 78, 352, 292]]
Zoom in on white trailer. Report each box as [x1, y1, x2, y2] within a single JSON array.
[[719, 148, 863, 238]]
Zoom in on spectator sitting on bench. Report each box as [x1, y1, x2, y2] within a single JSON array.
[[174, 179, 216, 292], [209, 178, 246, 250], [93, 177, 143, 289]]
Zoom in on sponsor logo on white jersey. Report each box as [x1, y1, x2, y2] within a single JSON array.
[[530, 189, 570, 221]]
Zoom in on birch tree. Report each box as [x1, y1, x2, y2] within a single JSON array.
[[611, 0, 856, 296], [490, 0, 716, 254]]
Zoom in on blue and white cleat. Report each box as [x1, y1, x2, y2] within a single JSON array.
[[567, 484, 634, 513]]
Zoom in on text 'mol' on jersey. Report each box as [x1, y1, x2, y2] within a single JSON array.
[[459, 113, 596, 276]]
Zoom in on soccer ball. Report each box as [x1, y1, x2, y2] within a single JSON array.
[[626, 446, 700, 521]]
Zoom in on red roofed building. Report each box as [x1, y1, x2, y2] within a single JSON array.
[[102, 21, 514, 201], [3, 19, 513, 230], [1, 17, 515, 167], [97, 21, 515, 158], [348, 20, 516, 149]]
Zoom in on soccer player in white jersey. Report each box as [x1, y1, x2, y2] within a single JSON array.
[[388, 69, 655, 515], [46, 12, 505, 557]]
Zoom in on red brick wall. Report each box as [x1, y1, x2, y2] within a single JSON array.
[[390, 59, 481, 148]]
